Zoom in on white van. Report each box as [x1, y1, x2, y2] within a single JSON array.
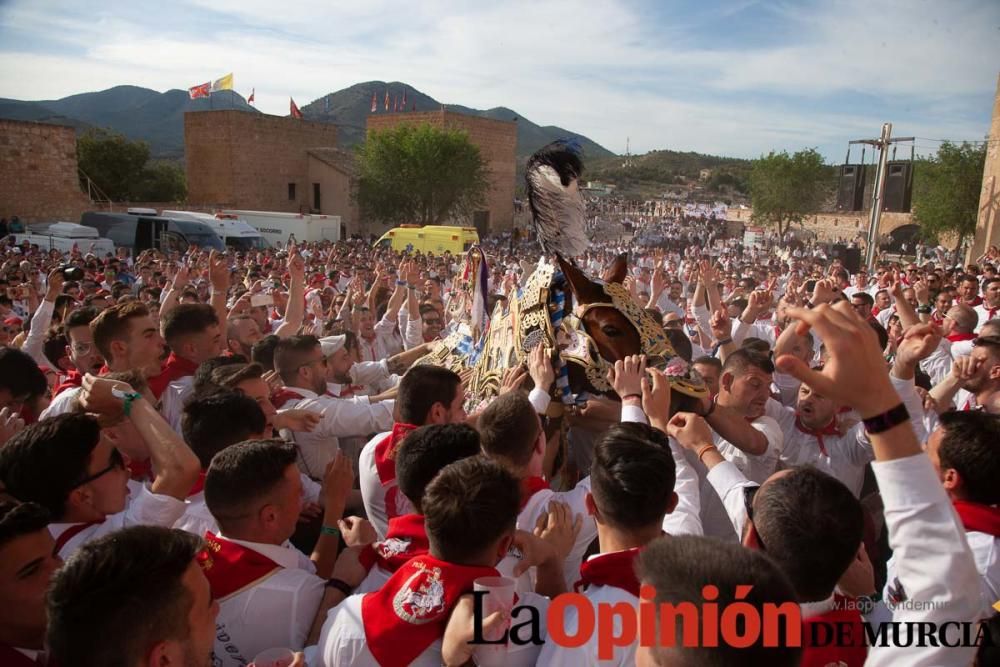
[[221, 210, 341, 247], [160, 210, 267, 251], [14, 222, 115, 257]]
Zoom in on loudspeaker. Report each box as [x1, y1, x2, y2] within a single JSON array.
[[836, 164, 865, 212], [883, 161, 913, 213]]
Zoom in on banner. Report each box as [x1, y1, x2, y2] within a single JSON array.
[[188, 82, 210, 99]]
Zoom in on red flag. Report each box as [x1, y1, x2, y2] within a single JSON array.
[[290, 97, 303, 119], [188, 82, 210, 99], [370, 92, 377, 113], [384, 89, 390, 111], [248, 88, 255, 104], [393, 95, 398, 112]]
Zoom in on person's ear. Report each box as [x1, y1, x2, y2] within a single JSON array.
[[584, 492, 599, 519], [110, 339, 127, 360], [496, 532, 513, 561], [720, 371, 735, 392], [146, 639, 183, 667], [259, 503, 278, 528], [942, 468, 961, 493], [429, 402, 447, 424]]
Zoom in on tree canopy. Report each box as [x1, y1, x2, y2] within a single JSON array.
[[748, 148, 829, 236], [77, 128, 186, 202], [911, 141, 986, 248], [355, 123, 490, 226]]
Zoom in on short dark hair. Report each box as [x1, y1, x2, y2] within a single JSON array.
[[47, 526, 203, 667], [478, 392, 540, 468], [852, 291, 874, 307], [639, 535, 801, 667], [0, 413, 102, 519], [274, 335, 320, 384], [251, 334, 281, 372], [753, 467, 863, 601], [204, 440, 298, 531], [191, 355, 248, 398], [723, 347, 774, 376], [43, 330, 69, 369], [64, 306, 100, 331], [422, 456, 519, 564], [937, 411, 1000, 505], [591, 423, 675, 531], [182, 392, 268, 469], [692, 356, 722, 372], [396, 424, 481, 510], [0, 500, 50, 550], [90, 301, 150, 360], [0, 346, 48, 399], [161, 303, 218, 346], [397, 365, 462, 425]]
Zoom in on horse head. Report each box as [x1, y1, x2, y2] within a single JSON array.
[[556, 253, 642, 363]]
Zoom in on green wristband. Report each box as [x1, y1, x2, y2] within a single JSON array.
[[320, 524, 340, 537]]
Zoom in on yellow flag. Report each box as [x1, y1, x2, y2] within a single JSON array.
[[210, 73, 233, 92]]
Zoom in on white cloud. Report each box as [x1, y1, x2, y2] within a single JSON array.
[[0, 0, 995, 158]]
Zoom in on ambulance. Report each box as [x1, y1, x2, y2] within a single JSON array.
[[373, 225, 480, 254]]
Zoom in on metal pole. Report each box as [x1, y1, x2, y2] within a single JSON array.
[[865, 123, 892, 269]]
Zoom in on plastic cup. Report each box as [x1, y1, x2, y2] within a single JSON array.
[[473, 576, 515, 667], [250, 647, 295, 667]]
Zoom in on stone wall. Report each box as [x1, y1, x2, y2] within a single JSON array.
[[366, 110, 517, 231], [185, 110, 338, 213], [0, 119, 91, 224], [726, 208, 914, 243], [306, 156, 360, 237]]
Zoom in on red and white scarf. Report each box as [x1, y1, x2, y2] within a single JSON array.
[[359, 513, 429, 573], [362, 554, 499, 667], [197, 532, 282, 601], [574, 548, 643, 597], [147, 352, 199, 399], [374, 423, 419, 523], [794, 417, 841, 457], [953, 500, 1000, 537]]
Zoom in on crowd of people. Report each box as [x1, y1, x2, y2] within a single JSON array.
[[0, 216, 998, 667]]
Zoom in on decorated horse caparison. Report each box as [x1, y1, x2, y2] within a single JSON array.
[[420, 140, 707, 415]]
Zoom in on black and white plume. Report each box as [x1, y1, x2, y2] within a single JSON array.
[[525, 140, 588, 258]]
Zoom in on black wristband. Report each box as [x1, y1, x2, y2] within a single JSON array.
[[326, 577, 354, 596], [862, 403, 910, 434]]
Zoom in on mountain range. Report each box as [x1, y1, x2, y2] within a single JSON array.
[[0, 81, 614, 161]]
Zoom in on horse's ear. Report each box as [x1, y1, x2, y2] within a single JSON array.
[[602, 253, 628, 284], [556, 253, 605, 305]]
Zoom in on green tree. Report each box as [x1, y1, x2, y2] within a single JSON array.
[[749, 148, 829, 236], [77, 129, 187, 202], [911, 141, 986, 249], [356, 124, 490, 226]]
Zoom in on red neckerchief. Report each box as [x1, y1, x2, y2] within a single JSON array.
[[196, 532, 282, 601], [52, 369, 82, 398], [361, 554, 500, 667], [334, 384, 366, 398], [126, 457, 153, 482], [147, 352, 199, 399], [800, 596, 867, 667], [947, 332, 977, 343], [54, 520, 104, 555], [574, 548, 643, 597], [794, 416, 840, 457], [985, 305, 999, 319], [373, 423, 419, 484], [0, 644, 41, 667], [965, 296, 984, 307], [519, 476, 550, 511], [188, 470, 208, 497], [271, 387, 305, 409], [953, 500, 1000, 537], [359, 513, 429, 573]]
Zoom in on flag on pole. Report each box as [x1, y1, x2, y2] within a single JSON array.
[[402, 90, 407, 108], [290, 98, 303, 119], [393, 95, 398, 112], [325, 96, 330, 113], [247, 88, 255, 104], [370, 92, 377, 113], [210, 73, 234, 92], [384, 89, 390, 111], [188, 82, 211, 99]]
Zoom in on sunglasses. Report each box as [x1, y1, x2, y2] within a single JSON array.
[[74, 448, 125, 488]]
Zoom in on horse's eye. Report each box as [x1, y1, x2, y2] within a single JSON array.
[[602, 325, 622, 337]]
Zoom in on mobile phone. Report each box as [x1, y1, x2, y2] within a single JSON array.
[[251, 294, 274, 308]]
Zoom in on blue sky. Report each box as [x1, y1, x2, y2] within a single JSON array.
[[0, 0, 997, 160]]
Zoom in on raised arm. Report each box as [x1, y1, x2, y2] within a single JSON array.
[[274, 248, 306, 338]]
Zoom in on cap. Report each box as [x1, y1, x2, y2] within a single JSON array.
[[318, 335, 346, 357]]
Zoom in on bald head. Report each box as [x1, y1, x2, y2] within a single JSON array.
[[947, 304, 978, 334]]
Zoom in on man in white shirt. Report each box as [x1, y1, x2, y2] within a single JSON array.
[[359, 364, 466, 539], [974, 277, 1000, 330], [0, 378, 200, 560], [202, 440, 351, 665], [274, 335, 394, 481], [691, 348, 783, 541], [539, 422, 684, 667]]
